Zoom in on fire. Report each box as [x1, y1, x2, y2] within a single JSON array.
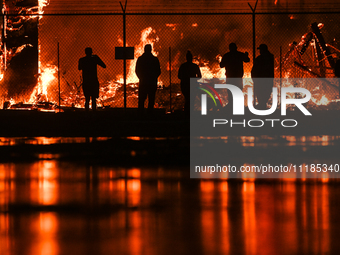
[[26, 1, 54, 104], [116, 27, 159, 85], [98, 81, 122, 107], [196, 55, 225, 80], [2, 10, 338, 111], [29, 65, 58, 103], [39, 0, 50, 15]]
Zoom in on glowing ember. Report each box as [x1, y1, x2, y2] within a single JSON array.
[[166, 24, 179, 31]]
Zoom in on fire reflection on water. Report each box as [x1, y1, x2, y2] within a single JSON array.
[[198, 180, 332, 255], [243, 182, 256, 255], [0, 162, 337, 254], [0, 137, 112, 146], [199, 135, 340, 147], [0, 213, 10, 255], [200, 181, 230, 254], [30, 161, 59, 205], [31, 212, 59, 255]]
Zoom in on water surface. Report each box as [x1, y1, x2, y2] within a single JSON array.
[[1, 161, 340, 255]]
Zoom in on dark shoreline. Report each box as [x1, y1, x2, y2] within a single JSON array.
[[0, 108, 339, 137]]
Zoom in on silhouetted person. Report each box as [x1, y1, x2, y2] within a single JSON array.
[[220, 43, 250, 108], [178, 51, 202, 114], [251, 44, 274, 109], [135, 44, 161, 113], [78, 47, 106, 111]]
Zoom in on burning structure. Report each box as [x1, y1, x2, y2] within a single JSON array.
[[2, 0, 39, 101], [282, 22, 339, 78], [1, 1, 340, 111], [280, 22, 340, 106], [0, 0, 56, 110]]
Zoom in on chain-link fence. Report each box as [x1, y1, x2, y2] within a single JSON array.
[[1, 12, 340, 111]]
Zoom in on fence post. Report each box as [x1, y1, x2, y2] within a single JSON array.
[[248, 0, 258, 104], [248, 0, 258, 63], [169, 47, 172, 113], [58, 42, 60, 112], [280, 45, 282, 99]]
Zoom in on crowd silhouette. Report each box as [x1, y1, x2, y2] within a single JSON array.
[[78, 42, 277, 113]]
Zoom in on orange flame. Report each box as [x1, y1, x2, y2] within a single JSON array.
[[39, 0, 50, 15], [116, 27, 160, 85], [29, 65, 58, 103]]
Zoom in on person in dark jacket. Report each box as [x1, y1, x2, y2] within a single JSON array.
[[78, 47, 106, 111], [135, 44, 161, 112], [178, 51, 202, 113], [220, 43, 250, 109], [220, 43, 250, 88], [251, 44, 274, 109]]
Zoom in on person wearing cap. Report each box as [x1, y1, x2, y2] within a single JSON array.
[[178, 51, 202, 114], [220, 43, 250, 109], [251, 44, 274, 110]]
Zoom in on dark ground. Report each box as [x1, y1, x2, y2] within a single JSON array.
[[0, 108, 339, 137]]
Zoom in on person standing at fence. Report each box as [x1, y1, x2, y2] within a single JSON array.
[[178, 50, 202, 114], [78, 47, 106, 111], [251, 44, 274, 110], [220, 43, 250, 108], [135, 44, 161, 113]]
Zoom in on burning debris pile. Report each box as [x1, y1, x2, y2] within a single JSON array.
[[280, 22, 340, 109], [282, 22, 338, 78]]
